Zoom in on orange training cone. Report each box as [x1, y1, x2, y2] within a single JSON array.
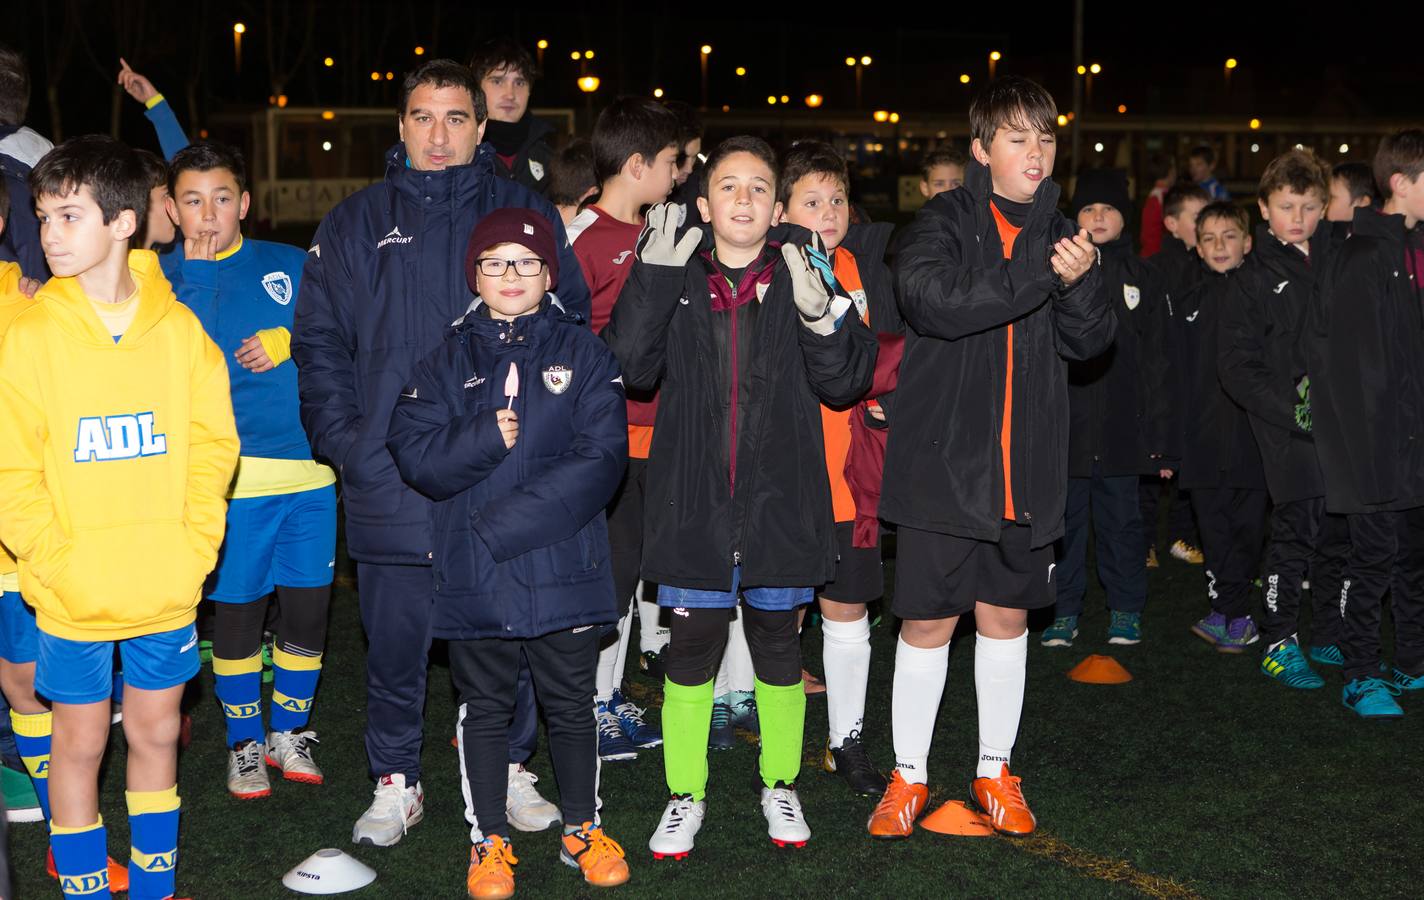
[[1067, 654, 1133, 684], [919, 800, 994, 837]]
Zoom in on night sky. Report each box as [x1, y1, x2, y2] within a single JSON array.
[[7, 0, 1420, 145]]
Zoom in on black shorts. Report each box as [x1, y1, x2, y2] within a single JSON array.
[[606, 458, 647, 616], [819, 522, 884, 604], [891, 522, 1055, 621]]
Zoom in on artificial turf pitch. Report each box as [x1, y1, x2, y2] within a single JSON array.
[[10, 544, 1424, 898]]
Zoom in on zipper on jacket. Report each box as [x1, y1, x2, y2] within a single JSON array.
[[728, 283, 739, 500]]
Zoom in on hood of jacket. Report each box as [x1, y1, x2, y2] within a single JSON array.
[[36, 249, 176, 347]]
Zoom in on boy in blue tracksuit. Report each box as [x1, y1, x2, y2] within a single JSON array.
[[388, 209, 629, 897], [163, 142, 337, 799]]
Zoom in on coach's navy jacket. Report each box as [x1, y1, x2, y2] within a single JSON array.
[[292, 143, 590, 565], [386, 299, 626, 639]]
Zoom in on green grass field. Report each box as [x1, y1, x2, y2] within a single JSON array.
[[10, 541, 1424, 898]]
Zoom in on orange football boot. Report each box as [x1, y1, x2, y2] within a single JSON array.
[[561, 823, 630, 887], [466, 835, 518, 900], [866, 770, 929, 839], [970, 764, 1037, 836]]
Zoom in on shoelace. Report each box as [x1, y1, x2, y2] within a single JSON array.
[[1051, 617, 1074, 631], [767, 788, 801, 822], [613, 698, 649, 726], [1361, 678, 1403, 698], [372, 778, 411, 816], [234, 742, 263, 777], [662, 797, 695, 831], [278, 731, 319, 759], [837, 732, 878, 776], [571, 824, 626, 863], [873, 777, 915, 819], [988, 772, 1030, 811], [596, 709, 625, 740], [475, 837, 519, 875]]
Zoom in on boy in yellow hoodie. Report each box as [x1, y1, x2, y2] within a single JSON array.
[[0, 135, 239, 900]]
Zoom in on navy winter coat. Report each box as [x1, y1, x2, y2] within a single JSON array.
[[292, 143, 591, 565], [386, 300, 626, 639]]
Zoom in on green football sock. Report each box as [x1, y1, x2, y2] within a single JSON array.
[[754, 677, 806, 789], [661, 678, 714, 801]]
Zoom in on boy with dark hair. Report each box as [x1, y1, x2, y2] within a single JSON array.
[[566, 97, 680, 761], [133, 150, 176, 251], [919, 147, 966, 198], [664, 100, 705, 208], [604, 135, 876, 857], [1141, 181, 1211, 568], [1188, 145, 1229, 200], [1043, 168, 1169, 649], [0, 42, 51, 280], [1327, 161, 1378, 222], [389, 208, 631, 897], [1138, 151, 1177, 257], [870, 76, 1111, 840], [1304, 129, 1424, 718], [1172, 202, 1266, 653], [1219, 148, 1342, 688], [777, 139, 902, 796], [470, 37, 552, 194], [0, 134, 239, 900], [549, 138, 597, 227], [163, 141, 338, 797]]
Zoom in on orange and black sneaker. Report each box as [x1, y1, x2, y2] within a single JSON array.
[[47, 848, 129, 893], [466, 835, 518, 900], [560, 822, 630, 888], [866, 770, 929, 839], [970, 764, 1037, 836]]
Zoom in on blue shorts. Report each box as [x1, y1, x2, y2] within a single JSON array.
[[659, 566, 813, 612], [0, 591, 38, 664], [36, 624, 199, 705], [209, 485, 337, 603]]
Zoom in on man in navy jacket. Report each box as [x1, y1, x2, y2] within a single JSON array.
[[292, 58, 589, 847]]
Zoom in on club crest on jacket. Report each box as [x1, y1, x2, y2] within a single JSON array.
[[528, 159, 545, 181], [542, 364, 572, 394], [262, 271, 293, 305], [1123, 284, 1140, 310]]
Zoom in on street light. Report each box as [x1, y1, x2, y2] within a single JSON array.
[[653, 87, 664, 98], [989, 50, 1001, 79], [767, 95, 777, 105], [1089, 62, 1101, 74], [848, 56, 872, 107], [1249, 117, 1262, 130], [414, 46, 425, 56], [1056, 114, 1068, 127], [370, 71, 380, 81], [735, 66, 746, 77], [232, 22, 245, 75], [700, 45, 712, 110], [805, 94, 823, 108], [578, 76, 600, 92], [571, 51, 581, 60], [536, 39, 547, 69], [1117, 104, 1127, 114], [585, 50, 595, 60], [1225, 57, 1238, 88], [323, 57, 334, 67], [959, 74, 970, 84], [872, 110, 889, 123]]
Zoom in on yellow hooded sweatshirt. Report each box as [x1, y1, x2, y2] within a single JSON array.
[[0, 250, 239, 641], [0, 260, 34, 591]]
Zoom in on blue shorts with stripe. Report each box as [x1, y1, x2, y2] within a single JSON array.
[[209, 485, 337, 604], [36, 624, 199, 705], [0, 591, 38, 664]]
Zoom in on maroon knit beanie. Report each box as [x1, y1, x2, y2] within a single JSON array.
[[465, 208, 560, 293]]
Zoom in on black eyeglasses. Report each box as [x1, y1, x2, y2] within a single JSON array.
[[476, 257, 547, 277]]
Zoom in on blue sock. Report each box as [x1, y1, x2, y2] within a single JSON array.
[[10, 710, 52, 820], [269, 647, 322, 733], [50, 818, 110, 899], [127, 787, 179, 900], [213, 653, 264, 745]]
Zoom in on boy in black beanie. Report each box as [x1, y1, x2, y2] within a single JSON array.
[[1044, 169, 1171, 648]]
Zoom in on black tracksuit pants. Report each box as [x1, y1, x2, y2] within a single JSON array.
[[1259, 498, 1335, 647], [451, 625, 602, 839], [1056, 469, 1148, 616], [1191, 488, 1269, 618], [1307, 513, 1350, 647], [1341, 508, 1424, 683]]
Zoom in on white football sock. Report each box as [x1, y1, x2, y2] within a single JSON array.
[[891, 636, 949, 786], [822, 614, 872, 748], [724, 610, 756, 693], [975, 630, 1028, 779], [636, 581, 670, 654], [595, 609, 634, 703], [611, 605, 634, 694]]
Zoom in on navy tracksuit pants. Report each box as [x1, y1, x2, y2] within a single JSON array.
[[1055, 469, 1148, 617]]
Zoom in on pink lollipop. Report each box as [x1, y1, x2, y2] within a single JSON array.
[[504, 361, 519, 409]]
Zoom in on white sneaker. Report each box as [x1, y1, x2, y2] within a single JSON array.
[[352, 773, 425, 847], [506, 763, 560, 832], [648, 794, 704, 860], [761, 784, 810, 848], [227, 739, 272, 800], [266, 730, 324, 784]]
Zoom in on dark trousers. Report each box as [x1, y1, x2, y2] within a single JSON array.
[[1056, 470, 1148, 616], [451, 626, 601, 839], [357, 562, 537, 782], [1307, 513, 1350, 647], [1191, 488, 1269, 618], [1259, 498, 1325, 646], [666, 605, 802, 688], [1141, 475, 1198, 550], [606, 459, 647, 616], [1341, 508, 1424, 683]]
